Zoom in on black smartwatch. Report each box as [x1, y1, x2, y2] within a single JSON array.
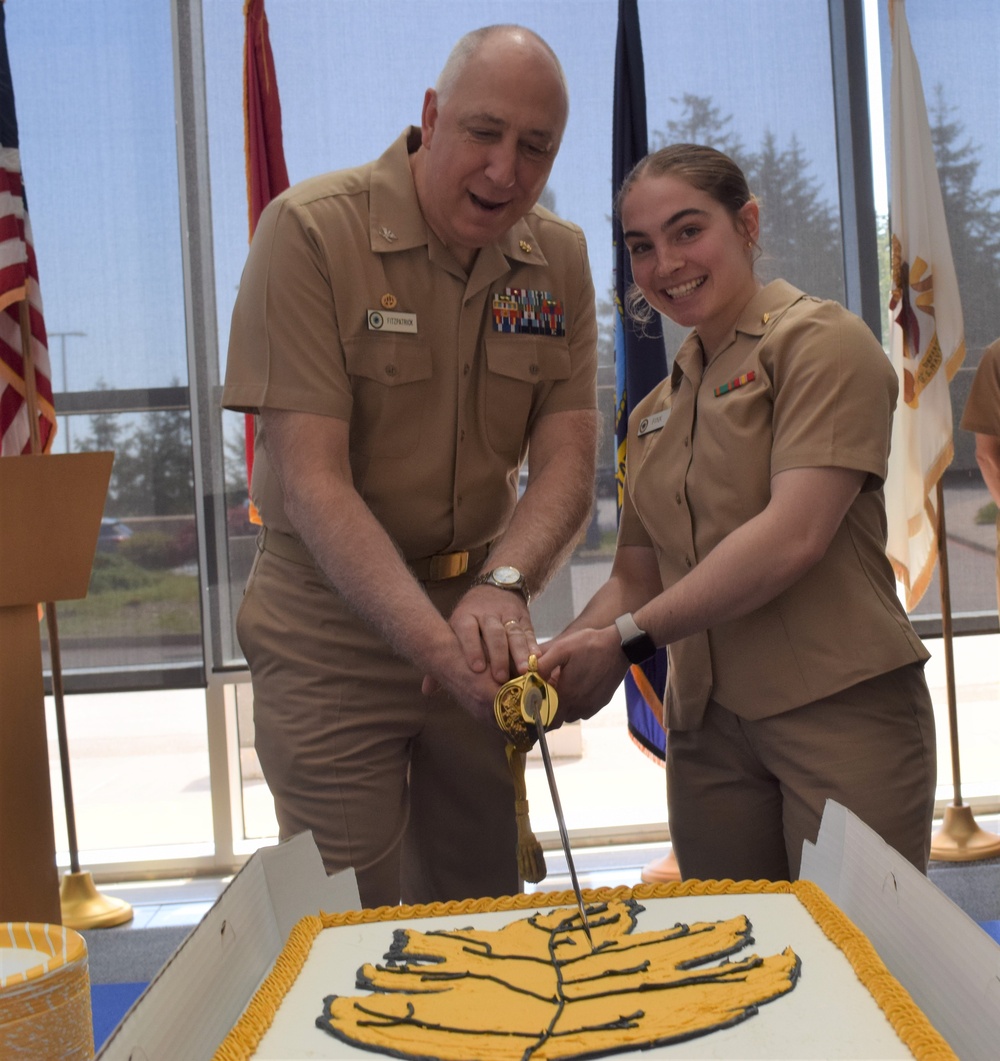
[[615, 613, 656, 664]]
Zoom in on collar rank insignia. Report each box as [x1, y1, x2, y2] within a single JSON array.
[[714, 370, 756, 398], [492, 288, 564, 336]]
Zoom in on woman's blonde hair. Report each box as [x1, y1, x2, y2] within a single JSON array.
[[616, 143, 758, 324]]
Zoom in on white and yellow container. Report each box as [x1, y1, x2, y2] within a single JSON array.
[[1, 922, 94, 1059]]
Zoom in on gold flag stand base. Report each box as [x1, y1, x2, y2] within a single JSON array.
[[60, 871, 134, 930], [930, 804, 1000, 863], [640, 849, 682, 884]]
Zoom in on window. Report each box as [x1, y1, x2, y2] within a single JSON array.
[[2, 0, 992, 879]]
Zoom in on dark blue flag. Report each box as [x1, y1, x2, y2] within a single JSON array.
[[613, 0, 668, 761]]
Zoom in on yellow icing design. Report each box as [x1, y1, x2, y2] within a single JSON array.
[[319, 898, 798, 1059], [211, 880, 956, 1061]]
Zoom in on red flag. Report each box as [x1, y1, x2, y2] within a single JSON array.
[[242, 0, 289, 521], [0, 4, 55, 456]]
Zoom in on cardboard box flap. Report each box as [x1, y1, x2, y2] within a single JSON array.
[[97, 832, 360, 1061], [801, 799, 1000, 1060]]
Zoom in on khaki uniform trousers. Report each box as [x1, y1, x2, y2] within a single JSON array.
[[666, 662, 936, 881], [236, 545, 519, 909]]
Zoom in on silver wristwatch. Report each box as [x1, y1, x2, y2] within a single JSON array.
[[472, 565, 530, 603]]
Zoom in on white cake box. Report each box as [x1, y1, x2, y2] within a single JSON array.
[[95, 803, 1000, 1060]]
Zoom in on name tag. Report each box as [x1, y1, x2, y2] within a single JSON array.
[[637, 409, 670, 436], [367, 309, 417, 334]]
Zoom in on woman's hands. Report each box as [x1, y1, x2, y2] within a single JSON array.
[[536, 623, 629, 725]]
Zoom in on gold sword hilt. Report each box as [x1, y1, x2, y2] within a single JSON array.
[[494, 654, 558, 750]]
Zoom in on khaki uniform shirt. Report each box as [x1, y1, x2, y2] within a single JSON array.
[[961, 339, 1000, 587], [619, 280, 927, 730], [960, 340, 1000, 437], [223, 128, 597, 560]]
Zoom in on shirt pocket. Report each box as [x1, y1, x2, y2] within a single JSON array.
[[483, 334, 571, 455], [343, 336, 433, 456]]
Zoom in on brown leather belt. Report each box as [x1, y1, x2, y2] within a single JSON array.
[[258, 527, 489, 583]]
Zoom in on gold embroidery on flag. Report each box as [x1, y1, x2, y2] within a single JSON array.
[[890, 240, 945, 406]]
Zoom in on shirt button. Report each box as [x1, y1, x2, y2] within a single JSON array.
[[384, 364, 397, 377], [459, 429, 466, 441], [675, 493, 682, 505], [463, 363, 470, 376], [685, 556, 693, 569], [529, 364, 539, 376]]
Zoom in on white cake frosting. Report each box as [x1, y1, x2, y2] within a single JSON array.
[[213, 881, 954, 1061]]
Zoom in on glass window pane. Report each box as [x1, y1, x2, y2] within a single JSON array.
[[47, 690, 213, 859], [9, 0, 205, 683], [11, 2, 189, 394], [205, 0, 847, 847], [40, 407, 202, 678]]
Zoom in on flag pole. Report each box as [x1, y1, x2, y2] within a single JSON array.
[[929, 480, 1000, 859], [21, 299, 81, 872]]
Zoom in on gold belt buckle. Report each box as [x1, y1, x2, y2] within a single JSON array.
[[427, 551, 469, 581]]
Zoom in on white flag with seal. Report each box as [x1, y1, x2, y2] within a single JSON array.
[[884, 0, 966, 612]]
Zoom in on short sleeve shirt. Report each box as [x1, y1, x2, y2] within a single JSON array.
[[222, 128, 598, 559], [619, 280, 927, 729], [960, 339, 1000, 437]]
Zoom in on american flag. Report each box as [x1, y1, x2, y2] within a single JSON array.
[[0, 3, 55, 456], [242, 0, 289, 522]]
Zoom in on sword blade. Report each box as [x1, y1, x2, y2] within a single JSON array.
[[524, 687, 593, 949]]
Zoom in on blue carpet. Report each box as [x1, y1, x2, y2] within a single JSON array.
[[978, 919, 1000, 945], [91, 981, 148, 1050], [83, 924, 187, 1051]]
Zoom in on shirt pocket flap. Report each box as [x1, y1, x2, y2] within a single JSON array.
[[343, 336, 432, 386], [484, 335, 571, 384]]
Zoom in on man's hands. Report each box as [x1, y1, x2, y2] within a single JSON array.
[[451, 584, 539, 681], [422, 584, 540, 725]]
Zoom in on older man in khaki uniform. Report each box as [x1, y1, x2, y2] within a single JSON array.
[[223, 25, 598, 908], [961, 339, 1000, 612]]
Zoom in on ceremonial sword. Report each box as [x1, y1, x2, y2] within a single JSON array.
[[521, 678, 594, 949]]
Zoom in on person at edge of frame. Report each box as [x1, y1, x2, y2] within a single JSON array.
[[961, 338, 1000, 614]]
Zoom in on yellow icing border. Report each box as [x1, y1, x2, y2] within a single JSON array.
[[791, 880, 955, 1060], [212, 879, 955, 1061]]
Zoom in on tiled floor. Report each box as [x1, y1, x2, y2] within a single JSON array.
[[97, 875, 230, 930]]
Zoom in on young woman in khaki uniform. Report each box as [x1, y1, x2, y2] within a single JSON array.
[[960, 340, 1000, 611], [540, 144, 936, 882]]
